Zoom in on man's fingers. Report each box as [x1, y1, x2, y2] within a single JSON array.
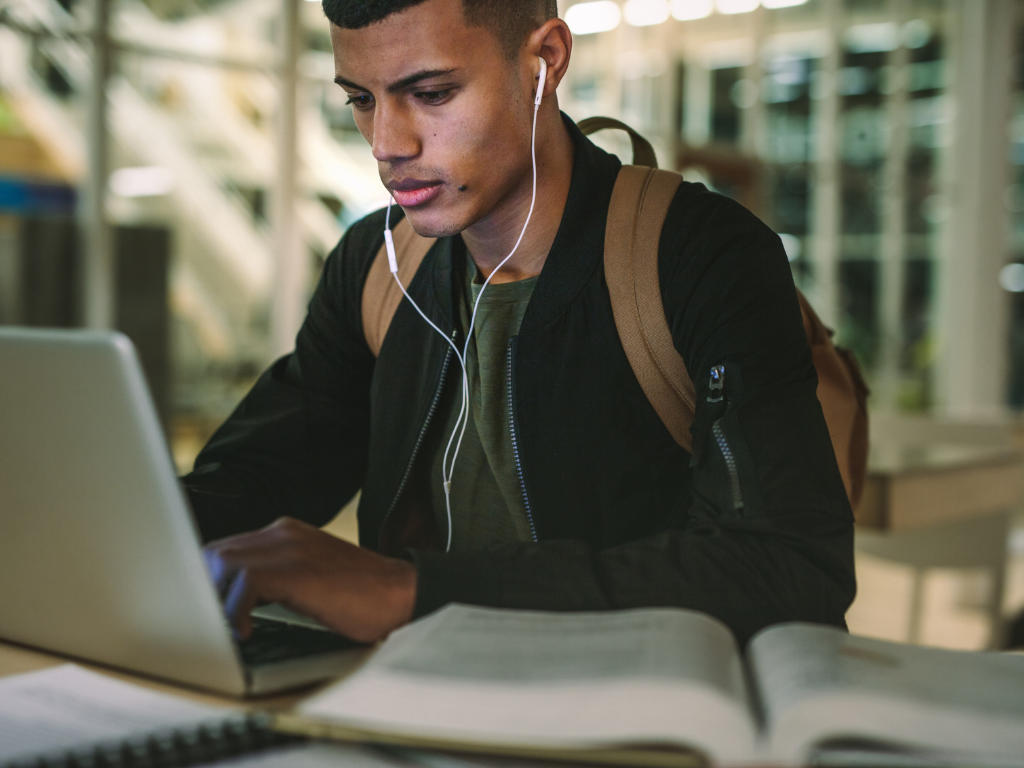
[[203, 547, 239, 601], [201, 518, 418, 644], [223, 569, 258, 640], [204, 531, 289, 599], [207, 528, 303, 569], [204, 525, 308, 637]]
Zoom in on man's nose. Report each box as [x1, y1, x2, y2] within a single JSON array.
[[371, 103, 420, 163]]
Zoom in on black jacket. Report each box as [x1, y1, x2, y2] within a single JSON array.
[[183, 118, 856, 645]]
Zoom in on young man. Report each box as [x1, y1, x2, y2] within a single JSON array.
[[188, 0, 856, 646]]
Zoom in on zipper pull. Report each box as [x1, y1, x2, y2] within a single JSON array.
[[707, 365, 725, 403]]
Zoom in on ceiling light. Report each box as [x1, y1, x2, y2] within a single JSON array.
[[565, 1, 622, 34], [844, 22, 899, 53], [762, 0, 807, 8], [902, 19, 932, 49], [109, 166, 174, 198], [716, 0, 760, 13], [624, 0, 670, 26], [670, 0, 713, 20]]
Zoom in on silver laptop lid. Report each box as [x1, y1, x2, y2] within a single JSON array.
[[0, 328, 246, 695]]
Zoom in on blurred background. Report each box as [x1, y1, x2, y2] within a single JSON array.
[[2, 0, 1024, 651]]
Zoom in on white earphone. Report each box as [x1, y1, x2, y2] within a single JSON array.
[[535, 55, 547, 107], [384, 57, 548, 552]]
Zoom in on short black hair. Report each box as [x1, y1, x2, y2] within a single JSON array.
[[322, 0, 558, 59]]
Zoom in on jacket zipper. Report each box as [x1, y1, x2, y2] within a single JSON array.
[[708, 365, 743, 511], [378, 335, 455, 544], [506, 338, 538, 542]]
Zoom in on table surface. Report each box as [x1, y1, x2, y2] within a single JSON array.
[[854, 440, 1024, 531], [867, 441, 1021, 476]]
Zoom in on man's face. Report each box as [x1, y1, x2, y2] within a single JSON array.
[[331, 0, 534, 237]]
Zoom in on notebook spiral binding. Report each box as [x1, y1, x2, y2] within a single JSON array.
[[2, 713, 304, 768]]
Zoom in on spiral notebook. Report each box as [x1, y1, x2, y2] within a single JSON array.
[[0, 665, 300, 768]]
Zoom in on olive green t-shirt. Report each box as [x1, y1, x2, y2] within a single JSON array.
[[429, 253, 537, 551]]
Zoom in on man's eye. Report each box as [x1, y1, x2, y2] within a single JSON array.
[[345, 94, 374, 111], [416, 89, 452, 105]]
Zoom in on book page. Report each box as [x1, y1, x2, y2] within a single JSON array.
[[747, 623, 1024, 766], [0, 664, 225, 764], [298, 604, 758, 764]]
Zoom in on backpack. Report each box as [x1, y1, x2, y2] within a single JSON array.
[[360, 118, 870, 508]]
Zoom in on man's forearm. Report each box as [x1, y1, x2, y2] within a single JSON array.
[[409, 519, 854, 646]]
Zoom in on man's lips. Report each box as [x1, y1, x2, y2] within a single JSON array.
[[389, 181, 443, 208]]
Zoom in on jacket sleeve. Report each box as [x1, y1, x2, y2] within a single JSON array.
[[409, 191, 856, 646], [181, 215, 382, 543]]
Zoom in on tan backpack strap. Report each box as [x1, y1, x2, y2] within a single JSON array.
[[605, 165, 695, 451], [362, 217, 436, 356], [578, 116, 659, 168]]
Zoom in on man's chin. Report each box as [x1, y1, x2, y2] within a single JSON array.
[[401, 208, 466, 240]]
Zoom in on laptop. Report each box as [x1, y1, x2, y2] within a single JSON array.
[[0, 327, 366, 696]]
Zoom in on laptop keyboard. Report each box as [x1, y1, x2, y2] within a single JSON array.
[[237, 617, 364, 667]]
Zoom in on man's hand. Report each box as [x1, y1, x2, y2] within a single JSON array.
[[203, 517, 417, 643]]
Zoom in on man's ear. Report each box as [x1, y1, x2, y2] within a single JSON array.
[[526, 17, 572, 101]]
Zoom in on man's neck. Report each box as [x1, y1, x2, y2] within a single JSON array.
[[460, 108, 575, 284]]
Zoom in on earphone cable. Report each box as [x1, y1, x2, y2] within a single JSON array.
[[387, 79, 543, 553], [441, 99, 541, 536]]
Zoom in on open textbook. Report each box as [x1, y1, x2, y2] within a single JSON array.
[[277, 604, 1024, 768]]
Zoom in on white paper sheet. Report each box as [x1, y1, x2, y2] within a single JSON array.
[[0, 664, 225, 763]]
